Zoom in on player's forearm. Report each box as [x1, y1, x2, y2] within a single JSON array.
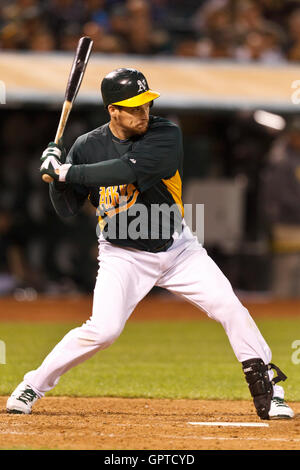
[[66, 159, 136, 187]]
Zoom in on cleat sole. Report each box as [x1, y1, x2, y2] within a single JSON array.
[[7, 409, 26, 414]]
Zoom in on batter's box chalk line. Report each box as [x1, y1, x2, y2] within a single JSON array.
[[188, 422, 269, 427]]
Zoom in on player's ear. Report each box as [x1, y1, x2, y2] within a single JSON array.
[[108, 104, 120, 118], [107, 104, 114, 117]]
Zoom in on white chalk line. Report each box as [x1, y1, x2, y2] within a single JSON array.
[[188, 422, 269, 427], [0, 431, 37, 435], [193, 437, 300, 443]]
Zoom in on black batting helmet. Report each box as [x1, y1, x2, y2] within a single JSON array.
[[101, 68, 160, 108]]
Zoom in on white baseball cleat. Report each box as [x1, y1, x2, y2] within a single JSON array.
[[269, 397, 294, 419], [6, 381, 40, 414]]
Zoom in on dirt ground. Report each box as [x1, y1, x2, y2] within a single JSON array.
[[0, 397, 299, 450], [0, 295, 299, 451], [1, 294, 300, 323]]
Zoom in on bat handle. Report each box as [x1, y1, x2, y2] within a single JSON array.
[[42, 174, 53, 183], [42, 101, 72, 183]]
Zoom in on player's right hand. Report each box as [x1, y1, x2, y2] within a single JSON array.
[[40, 155, 71, 183]]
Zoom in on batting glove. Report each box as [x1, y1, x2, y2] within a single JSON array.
[[40, 140, 67, 163], [40, 141, 71, 182], [40, 157, 71, 182]]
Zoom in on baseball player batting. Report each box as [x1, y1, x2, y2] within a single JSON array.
[[7, 68, 294, 420]]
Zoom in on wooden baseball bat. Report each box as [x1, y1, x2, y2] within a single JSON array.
[[42, 36, 93, 183]]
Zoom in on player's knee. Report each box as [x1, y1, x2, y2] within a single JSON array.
[[98, 325, 122, 347], [77, 322, 123, 349]]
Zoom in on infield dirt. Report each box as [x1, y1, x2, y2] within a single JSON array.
[[0, 396, 299, 450]]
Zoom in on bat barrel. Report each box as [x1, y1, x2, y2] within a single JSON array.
[[64, 36, 93, 103]]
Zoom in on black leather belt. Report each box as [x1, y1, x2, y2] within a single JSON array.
[[151, 237, 174, 253], [151, 223, 185, 253]]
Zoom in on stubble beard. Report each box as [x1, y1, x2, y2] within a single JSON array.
[[132, 119, 149, 135], [116, 116, 149, 139]]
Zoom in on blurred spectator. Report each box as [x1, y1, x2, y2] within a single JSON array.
[[233, 0, 267, 35], [190, 0, 234, 58], [84, 0, 110, 30], [108, 3, 130, 41], [29, 27, 56, 51], [1, 0, 47, 50], [174, 36, 198, 58], [108, 0, 171, 55], [82, 20, 127, 53], [193, 0, 232, 37], [126, 0, 156, 54], [59, 23, 82, 51], [82, 21, 106, 51], [286, 8, 300, 61], [234, 27, 286, 63], [261, 116, 300, 297]]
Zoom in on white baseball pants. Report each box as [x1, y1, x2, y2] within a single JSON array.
[[24, 225, 284, 398]]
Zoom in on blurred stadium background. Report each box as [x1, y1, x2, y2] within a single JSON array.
[[1, 0, 300, 302]]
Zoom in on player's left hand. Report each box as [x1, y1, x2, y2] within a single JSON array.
[[40, 141, 71, 182], [40, 156, 71, 182], [40, 140, 66, 163]]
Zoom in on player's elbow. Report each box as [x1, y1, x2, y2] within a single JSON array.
[[49, 183, 82, 218]]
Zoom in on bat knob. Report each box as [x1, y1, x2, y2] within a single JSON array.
[[42, 174, 53, 183]]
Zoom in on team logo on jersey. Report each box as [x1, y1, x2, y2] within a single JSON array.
[[97, 184, 139, 225]]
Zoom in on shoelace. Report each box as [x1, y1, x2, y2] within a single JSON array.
[[17, 388, 37, 405], [272, 397, 286, 407]]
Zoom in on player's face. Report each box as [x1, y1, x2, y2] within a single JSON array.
[[109, 102, 150, 138]]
